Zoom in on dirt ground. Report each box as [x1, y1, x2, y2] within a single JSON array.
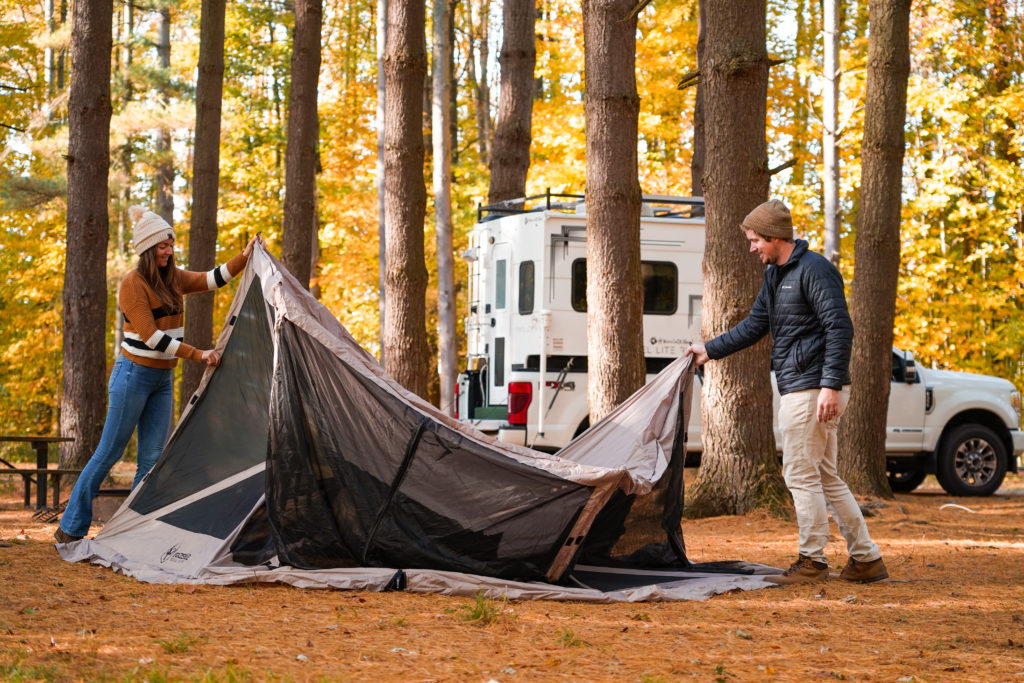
[[2, 465, 1023, 682]]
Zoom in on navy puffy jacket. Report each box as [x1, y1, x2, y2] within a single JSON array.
[[704, 239, 853, 395]]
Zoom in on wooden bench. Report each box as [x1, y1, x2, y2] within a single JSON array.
[[0, 435, 75, 509], [0, 468, 83, 508]]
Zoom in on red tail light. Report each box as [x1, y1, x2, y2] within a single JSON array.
[[454, 382, 460, 420], [507, 382, 533, 425]]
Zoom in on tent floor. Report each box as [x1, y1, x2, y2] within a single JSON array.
[[567, 561, 776, 592]]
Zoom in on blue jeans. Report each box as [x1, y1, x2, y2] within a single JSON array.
[[59, 354, 174, 538]]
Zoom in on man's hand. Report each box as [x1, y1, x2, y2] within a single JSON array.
[[685, 342, 710, 366], [817, 387, 840, 422], [201, 349, 221, 367]]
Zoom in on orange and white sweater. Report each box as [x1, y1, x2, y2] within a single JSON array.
[[119, 252, 249, 369]]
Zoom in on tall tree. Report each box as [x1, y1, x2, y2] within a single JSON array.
[[433, 0, 457, 414], [487, 0, 536, 204], [112, 1, 134, 360], [690, 0, 705, 199], [383, 0, 430, 397], [377, 0, 388, 362], [582, 0, 643, 423], [685, 0, 788, 517], [469, 0, 491, 165], [60, 0, 112, 468], [281, 0, 324, 289], [822, 0, 841, 264], [838, 0, 912, 496], [181, 0, 227, 409], [154, 6, 174, 224]]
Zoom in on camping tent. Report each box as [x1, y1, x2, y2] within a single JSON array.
[[57, 245, 777, 601]]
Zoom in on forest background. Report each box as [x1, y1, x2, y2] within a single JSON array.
[[1, 0, 1022, 436]]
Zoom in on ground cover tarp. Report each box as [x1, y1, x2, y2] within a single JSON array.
[[57, 245, 779, 601]]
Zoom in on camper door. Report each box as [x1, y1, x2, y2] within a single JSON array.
[[486, 242, 512, 406]]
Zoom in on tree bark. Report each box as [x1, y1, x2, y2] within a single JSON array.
[[181, 0, 226, 411], [383, 0, 430, 398], [281, 0, 323, 290], [488, 0, 536, 205], [838, 0, 911, 497], [582, 0, 644, 423], [433, 0, 457, 415], [60, 0, 112, 469], [685, 0, 788, 517]]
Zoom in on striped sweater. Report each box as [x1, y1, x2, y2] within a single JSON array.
[[119, 251, 249, 369]]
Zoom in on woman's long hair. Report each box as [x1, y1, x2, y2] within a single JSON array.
[[137, 247, 182, 313]]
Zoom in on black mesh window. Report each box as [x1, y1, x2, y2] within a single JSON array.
[[571, 259, 678, 315], [518, 261, 535, 315], [641, 262, 678, 314], [494, 337, 505, 387]]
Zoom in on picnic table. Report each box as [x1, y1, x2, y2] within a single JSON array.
[[0, 435, 77, 509]]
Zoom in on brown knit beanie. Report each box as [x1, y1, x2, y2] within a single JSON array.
[[741, 199, 793, 240]]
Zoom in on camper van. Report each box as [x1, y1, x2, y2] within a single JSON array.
[[455, 191, 1024, 496]]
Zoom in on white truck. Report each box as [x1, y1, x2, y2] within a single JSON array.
[[455, 191, 1024, 496]]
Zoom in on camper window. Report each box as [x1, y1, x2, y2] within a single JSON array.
[[518, 261, 535, 315], [495, 259, 507, 310], [570, 259, 678, 315]]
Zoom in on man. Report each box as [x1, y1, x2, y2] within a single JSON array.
[[686, 199, 887, 585]]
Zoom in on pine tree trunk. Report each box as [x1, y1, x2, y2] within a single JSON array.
[[685, 0, 789, 518], [383, 0, 430, 398], [582, 0, 644, 423], [690, 0, 704, 199], [838, 0, 911, 497], [823, 0, 841, 265], [473, 0, 491, 165], [281, 0, 323, 290], [181, 0, 226, 410], [376, 0, 388, 362], [487, 0, 535, 205], [433, 0, 457, 415], [155, 7, 174, 224], [60, 0, 112, 469]]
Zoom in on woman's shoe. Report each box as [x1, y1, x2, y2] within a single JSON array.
[[54, 527, 84, 544]]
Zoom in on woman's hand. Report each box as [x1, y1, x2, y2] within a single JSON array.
[[201, 349, 221, 367], [243, 233, 266, 258]]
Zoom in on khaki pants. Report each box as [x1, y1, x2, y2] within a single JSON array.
[[778, 387, 881, 564]]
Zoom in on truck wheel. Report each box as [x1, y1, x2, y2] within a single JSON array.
[[934, 424, 1007, 497], [887, 466, 927, 493]]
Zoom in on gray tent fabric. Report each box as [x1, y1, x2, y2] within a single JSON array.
[[56, 245, 779, 601]]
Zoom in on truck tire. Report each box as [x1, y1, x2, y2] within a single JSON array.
[[887, 466, 927, 493], [934, 424, 1007, 497]]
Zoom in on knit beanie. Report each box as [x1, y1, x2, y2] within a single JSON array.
[[741, 199, 793, 240], [129, 206, 175, 254]]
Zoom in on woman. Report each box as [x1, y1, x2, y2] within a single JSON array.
[[55, 206, 264, 543]]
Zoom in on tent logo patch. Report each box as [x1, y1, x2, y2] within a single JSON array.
[[160, 544, 191, 564]]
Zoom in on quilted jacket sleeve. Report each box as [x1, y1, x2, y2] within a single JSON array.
[[704, 276, 772, 360]]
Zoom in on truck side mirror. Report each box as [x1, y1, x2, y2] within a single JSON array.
[[902, 352, 918, 384]]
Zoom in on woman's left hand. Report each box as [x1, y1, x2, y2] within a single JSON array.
[[243, 233, 266, 257]]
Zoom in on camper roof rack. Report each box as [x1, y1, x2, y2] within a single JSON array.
[[477, 189, 705, 222]]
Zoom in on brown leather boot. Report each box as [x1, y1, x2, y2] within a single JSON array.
[[54, 528, 83, 544], [765, 555, 829, 585], [839, 556, 888, 583]]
